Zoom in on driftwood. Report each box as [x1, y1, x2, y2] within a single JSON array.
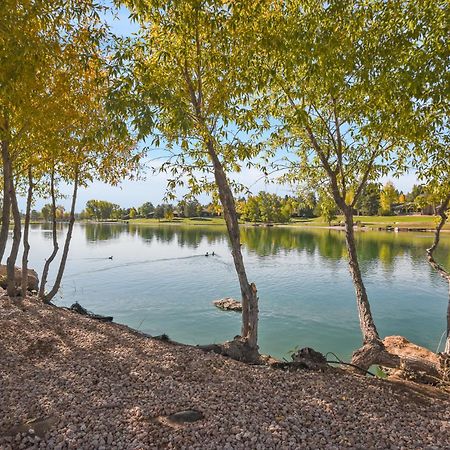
[[141, 332, 261, 364], [64, 298, 449, 386], [291, 347, 329, 370], [69, 302, 113, 322], [270, 347, 331, 372]]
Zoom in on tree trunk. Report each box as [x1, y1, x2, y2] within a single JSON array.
[[342, 207, 380, 345], [43, 171, 79, 303], [307, 121, 445, 377], [337, 205, 446, 380], [206, 140, 259, 351], [39, 170, 59, 301], [21, 167, 34, 297], [426, 194, 450, 354], [7, 179, 22, 298], [0, 142, 11, 264], [446, 281, 450, 354], [336, 206, 390, 371], [1, 140, 22, 297]]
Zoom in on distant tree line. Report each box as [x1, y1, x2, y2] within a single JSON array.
[[45, 181, 447, 225], [242, 182, 441, 224], [19, 179, 443, 225], [72, 198, 219, 222]]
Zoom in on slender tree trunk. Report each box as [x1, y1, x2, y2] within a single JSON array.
[[343, 207, 380, 345], [333, 203, 386, 371], [336, 203, 446, 377], [7, 181, 22, 298], [39, 170, 59, 300], [43, 171, 79, 303], [0, 144, 11, 263], [180, 36, 258, 354], [308, 122, 445, 376], [446, 281, 450, 354], [426, 194, 450, 354], [206, 140, 259, 350], [1, 140, 21, 297], [21, 167, 33, 297]]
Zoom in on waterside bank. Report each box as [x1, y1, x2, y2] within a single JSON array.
[[127, 216, 450, 233], [1, 294, 449, 449]]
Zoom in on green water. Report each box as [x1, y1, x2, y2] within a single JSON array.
[[24, 223, 450, 360]]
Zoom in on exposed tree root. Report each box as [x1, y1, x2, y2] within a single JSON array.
[[197, 336, 261, 364], [351, 336, 444, 385]]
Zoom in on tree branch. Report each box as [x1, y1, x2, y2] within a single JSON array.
[[332, 97, 346, 196], [426, 194, 450, 281]]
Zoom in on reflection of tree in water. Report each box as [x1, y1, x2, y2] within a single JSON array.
[[351, 231, 450, 275], [177, 227, 227, 248], [132, 225, 228, 249], [79, 223, 450, 272], [176, 228, 203, 248], [36, 222, 67, 241], [241, 227, 450, 273], [241, 227, 345, 259], [84, 223, 128, 242], [356, 232, 448, 272], [129, 225, 156, 243], [154, 226, 177, 244], [316, 231, 345, 260]]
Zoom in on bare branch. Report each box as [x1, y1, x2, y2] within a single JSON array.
[[426, 194, 450, 281]]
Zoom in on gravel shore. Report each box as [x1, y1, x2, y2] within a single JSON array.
[[1, 295, 449, 449]]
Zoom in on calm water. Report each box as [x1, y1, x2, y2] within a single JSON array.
[[19, 223, 450, 360]]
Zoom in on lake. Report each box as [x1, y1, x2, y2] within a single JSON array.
[[20, 223, 450, 361]]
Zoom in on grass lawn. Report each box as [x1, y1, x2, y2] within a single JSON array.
[[128, 214, 449, 230], [289, 215, 449, 230]]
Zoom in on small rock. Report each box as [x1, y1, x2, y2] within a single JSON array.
[[213, 298, 242, 312], [166, 410, 204, 424]]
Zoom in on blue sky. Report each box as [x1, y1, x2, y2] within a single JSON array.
[[18, 2, 418, 212]]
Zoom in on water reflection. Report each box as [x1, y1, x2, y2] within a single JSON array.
[[84, 223, 129, 242], [80, 223, 450, 271], [83, 223, 229, 249], [241, 226, 449, 271], [32, 222, 67, 240], [24, 222, 449, 359]]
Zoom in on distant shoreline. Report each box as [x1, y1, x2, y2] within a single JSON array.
[[26, 216, 450, 233], [83, 216, 450, 233]]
